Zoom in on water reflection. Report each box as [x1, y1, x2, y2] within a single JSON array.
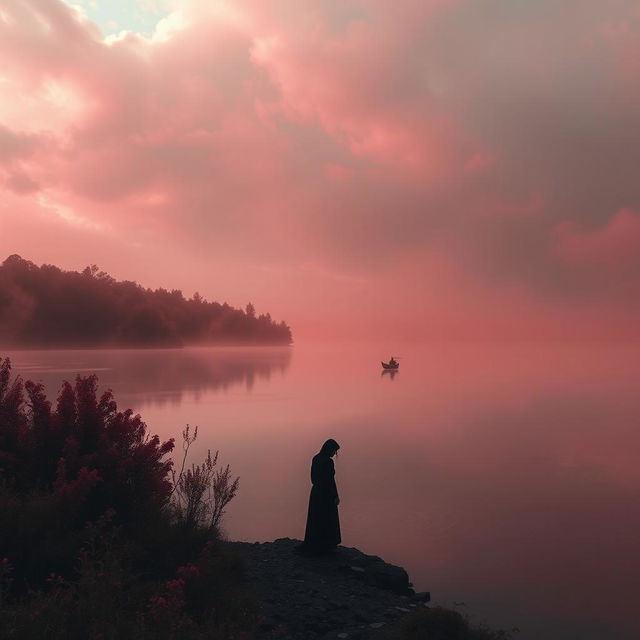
[[381, 368, 398, 380], [3, 346, 291, 408], [3, 342, 640, 639]]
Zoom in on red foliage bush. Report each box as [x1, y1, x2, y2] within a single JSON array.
[[0, 356, 174, 525], [0, 357, 250, 638]]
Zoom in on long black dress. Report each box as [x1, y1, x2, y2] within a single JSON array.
[[303, 452, 341, 552]]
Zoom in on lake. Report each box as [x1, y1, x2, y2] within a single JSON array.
[[3, 342, 639, 639]]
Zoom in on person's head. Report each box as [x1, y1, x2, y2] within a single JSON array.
[[320, 438, 340, 457]]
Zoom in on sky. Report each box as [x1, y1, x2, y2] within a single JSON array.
[[1, 0, 640, 341]]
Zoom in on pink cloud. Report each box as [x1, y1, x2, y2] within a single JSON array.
[[464, 151, 496, 173], [1, 0, 640, 339], [555, 208, 640, 271]]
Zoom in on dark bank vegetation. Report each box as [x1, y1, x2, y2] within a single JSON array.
[[0, 255, 292, 347], [0, 357, 250, 639], [375, 606, 514, 640]]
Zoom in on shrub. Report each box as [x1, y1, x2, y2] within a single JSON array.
[[170, 425, 239, 533], [0, 513, 253, 640], [0, 356, 246, 638], [374, 606, 514, 640], [1, 357, 176, 593], [0, 357, 174, 526]]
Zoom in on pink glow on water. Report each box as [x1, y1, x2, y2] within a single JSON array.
[[6, 342, 640, 639]]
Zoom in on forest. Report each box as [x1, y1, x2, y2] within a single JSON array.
[[0, 255, 292, 347]]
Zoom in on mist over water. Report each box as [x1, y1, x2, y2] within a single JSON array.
[[5, 342, 640, 639]]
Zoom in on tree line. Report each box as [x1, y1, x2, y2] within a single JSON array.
[[0, 255, 292, 347]]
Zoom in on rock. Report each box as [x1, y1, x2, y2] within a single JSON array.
[[226, 538, 429, 639], [413, 591, 431, 602], [366, 561, 410, 595]]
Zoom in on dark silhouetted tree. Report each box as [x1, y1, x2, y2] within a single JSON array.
[[0, 256, 292, 347]]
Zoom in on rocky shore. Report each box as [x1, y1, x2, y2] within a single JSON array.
[[228, 538, 430, 640]]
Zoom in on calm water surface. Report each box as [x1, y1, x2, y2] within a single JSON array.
[[4, 342, 640, 639]]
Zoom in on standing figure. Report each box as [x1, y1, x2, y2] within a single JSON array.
[[300, 439, 341, 554]]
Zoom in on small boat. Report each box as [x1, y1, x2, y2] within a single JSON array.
[[381, 361, 399, 370]]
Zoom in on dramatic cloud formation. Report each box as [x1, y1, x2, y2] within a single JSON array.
[[1, 0, 639, 339]]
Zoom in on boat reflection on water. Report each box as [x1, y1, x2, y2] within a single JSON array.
[[381, 357, 399, 379], [381, 368, 398, 380]]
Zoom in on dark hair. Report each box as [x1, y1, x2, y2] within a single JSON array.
[[320, 438, 340, 456]]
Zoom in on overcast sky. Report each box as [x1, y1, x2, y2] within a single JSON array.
[[1, 0, 639, 340]]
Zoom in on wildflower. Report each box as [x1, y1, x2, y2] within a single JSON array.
[[177, 563, 201, 581]]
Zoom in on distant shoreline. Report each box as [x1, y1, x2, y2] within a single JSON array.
[[0, 256, 293, 347]]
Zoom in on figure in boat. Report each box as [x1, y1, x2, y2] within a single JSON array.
[[381, 357, 399, 370]]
